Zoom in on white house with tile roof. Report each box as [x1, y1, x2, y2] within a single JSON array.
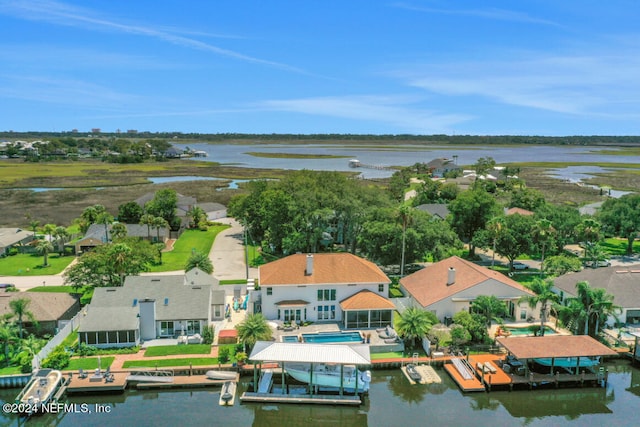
[[400, 256, 539, 323], [259, 253, 394, 328]]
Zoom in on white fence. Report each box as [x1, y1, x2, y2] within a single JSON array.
[[32, 309, 85, 370]]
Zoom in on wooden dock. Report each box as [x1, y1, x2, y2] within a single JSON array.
[[401, 365, 441, 385], [443, 363, 485, 392], [240, 391, 361, 406], [64, 370, 239, 393]]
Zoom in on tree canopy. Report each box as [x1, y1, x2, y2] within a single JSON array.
[[598, 194, 640, 255]]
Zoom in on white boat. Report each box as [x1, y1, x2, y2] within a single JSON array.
[[206, 370, 238, 381], [285, 363, 371, 392], [15, 369, 64, 415], [219, 380, 236, 406]]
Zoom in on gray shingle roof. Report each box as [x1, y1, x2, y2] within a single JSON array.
[[79, 271, 216, 332], [553, 264, 640, 308], [415, 204, 450, 219]]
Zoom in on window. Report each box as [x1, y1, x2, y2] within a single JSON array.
[[520, 309, 527, 320], [317, 305, 336, 320], [160, 321, 174, 336], [378, 284, 384, 292], [317, 289, 336, 301], [186, 320, 200, 335], [266, 287, 272, 296]]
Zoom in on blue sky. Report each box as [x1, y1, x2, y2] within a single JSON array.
[[1, 1, 639, 135]]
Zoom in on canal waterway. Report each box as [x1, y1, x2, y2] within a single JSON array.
[[1, 360, 639, 426]]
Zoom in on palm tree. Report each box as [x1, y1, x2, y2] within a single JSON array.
[[235, 313, 272, 351], [109, 243, 133, 286], [520, 278, 560, 336], [556, 298, 587, 334], [36, 239, 54, 267], [397, 203, 413, 277], [111, 222, 128, 241], [53, 226, 70, 254], [472, 295, 507, 326], [9, 298, 36, 339], [42, 223, 56, 243], [535, 219, 555, 275], [0, 323, 18, 367], [396, 307, 435, 350], [185, 250, 213, 274], [140, 214, 154, 239], [152, 216, 169, 243], [575, 281, 621, 337], [486, 217, 505, 267], [29, 220, 40, 238]]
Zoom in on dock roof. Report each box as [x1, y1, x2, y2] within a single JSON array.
[[249, 341, 371, 365], [496, 335, 618, 359]]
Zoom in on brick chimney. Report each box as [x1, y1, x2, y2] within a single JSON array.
[[305, 254, 314, 276], [447, 267, 456, 285]]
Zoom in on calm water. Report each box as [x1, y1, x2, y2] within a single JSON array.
[[177, 143, 640, 180], [2, 360, 639, 426]]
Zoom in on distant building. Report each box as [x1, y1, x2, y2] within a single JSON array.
[[426, 158, 461, 178], [91, 128, 101, 133]]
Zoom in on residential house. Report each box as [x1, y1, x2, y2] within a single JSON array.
[[426, 158, 461, 178], [0, 228, 35, 255], [415, 204, 450, 220], [505, 207, 534, 216], [74, 223, 170, 253], [198, 202, 228, 221], [0, 292, 80, 335], [400, 256, 538, 323], [553, 265, 640, 326], [78, 269, 224, 348], [259, 253, 394, 328]]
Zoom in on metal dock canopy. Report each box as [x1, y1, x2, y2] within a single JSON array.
[[495, 335, 618, 359], [249, 342, 371, 365]]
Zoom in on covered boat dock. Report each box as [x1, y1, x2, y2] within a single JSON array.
[[240, 341, 371, 406], [495, 335, 618, 390]]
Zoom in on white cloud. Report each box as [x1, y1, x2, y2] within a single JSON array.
[[0, 0, 303, 72], [256, 95, 473, 133]]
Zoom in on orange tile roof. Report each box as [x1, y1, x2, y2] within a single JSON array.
[[496, 335, 618, 359], [259, 253, 390, 286], [340, 290, 395, 310], [399, 256, 534, 307], [506, 207, 534, 216]]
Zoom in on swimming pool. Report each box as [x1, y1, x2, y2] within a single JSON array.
[[505, 326, 557, 336], [281, 332, 363, 344]]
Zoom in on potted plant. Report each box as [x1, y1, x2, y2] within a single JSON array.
[[235, 351, 248, 366]]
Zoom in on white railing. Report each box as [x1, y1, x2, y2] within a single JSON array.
[[32, 309, 85, 370], [451, 357, 473, 380]]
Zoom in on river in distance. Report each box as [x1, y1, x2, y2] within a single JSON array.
[[1, 359, 639, 427], [176, 142, 640, 181]]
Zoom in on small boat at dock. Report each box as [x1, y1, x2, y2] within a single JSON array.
[[219, 381, 237, 406], [206, 370, 238, 381], [14, 369, 64, 415], [405, 364, 422, 382]]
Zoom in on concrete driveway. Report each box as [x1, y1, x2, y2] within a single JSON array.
[[209, 218, 258, 281]]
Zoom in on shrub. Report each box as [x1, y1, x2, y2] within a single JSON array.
[[202, 325, 214, 345], [75, 342, 97, 357], [41, 350, 70, 370], [8, 247, 18, 256], [218, 346, 230, 364]]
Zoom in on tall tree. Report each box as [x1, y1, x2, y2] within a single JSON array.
[[111, 222, 128, 241], [151, 216, 169, 243], [36, 239, 54, 267], [235, 314, 272, 352], [145, 189, 178, 226], [534, 219, 555, 274], [396, 307, 436, 350], [9, 298, 36, 339], [117, 201, 144, 224], [398, 204, 413, 277], [520, 278, 560, 336], [575, 281, 621, 337], [472, 295, 507, 326], [185, 250, 213, 274], [29, 220, 40, 238], [139, 214, 155, 239], [0, 323, 17, 367], [449, 188, 499, 257], [53, 226, 70, 254], [474, 213, 535, 271], [598, 194, 640, 255]]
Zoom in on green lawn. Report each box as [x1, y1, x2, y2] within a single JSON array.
[[601, 238, 640, 256], [144, 344, 211, 357], [28, 285, 76, 293], [0, 253, 75, 276], [67, 356, 115, 370], [0, 366, 23, 375], [147, 225, 228, 272], [122, 357, 219, 368]]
